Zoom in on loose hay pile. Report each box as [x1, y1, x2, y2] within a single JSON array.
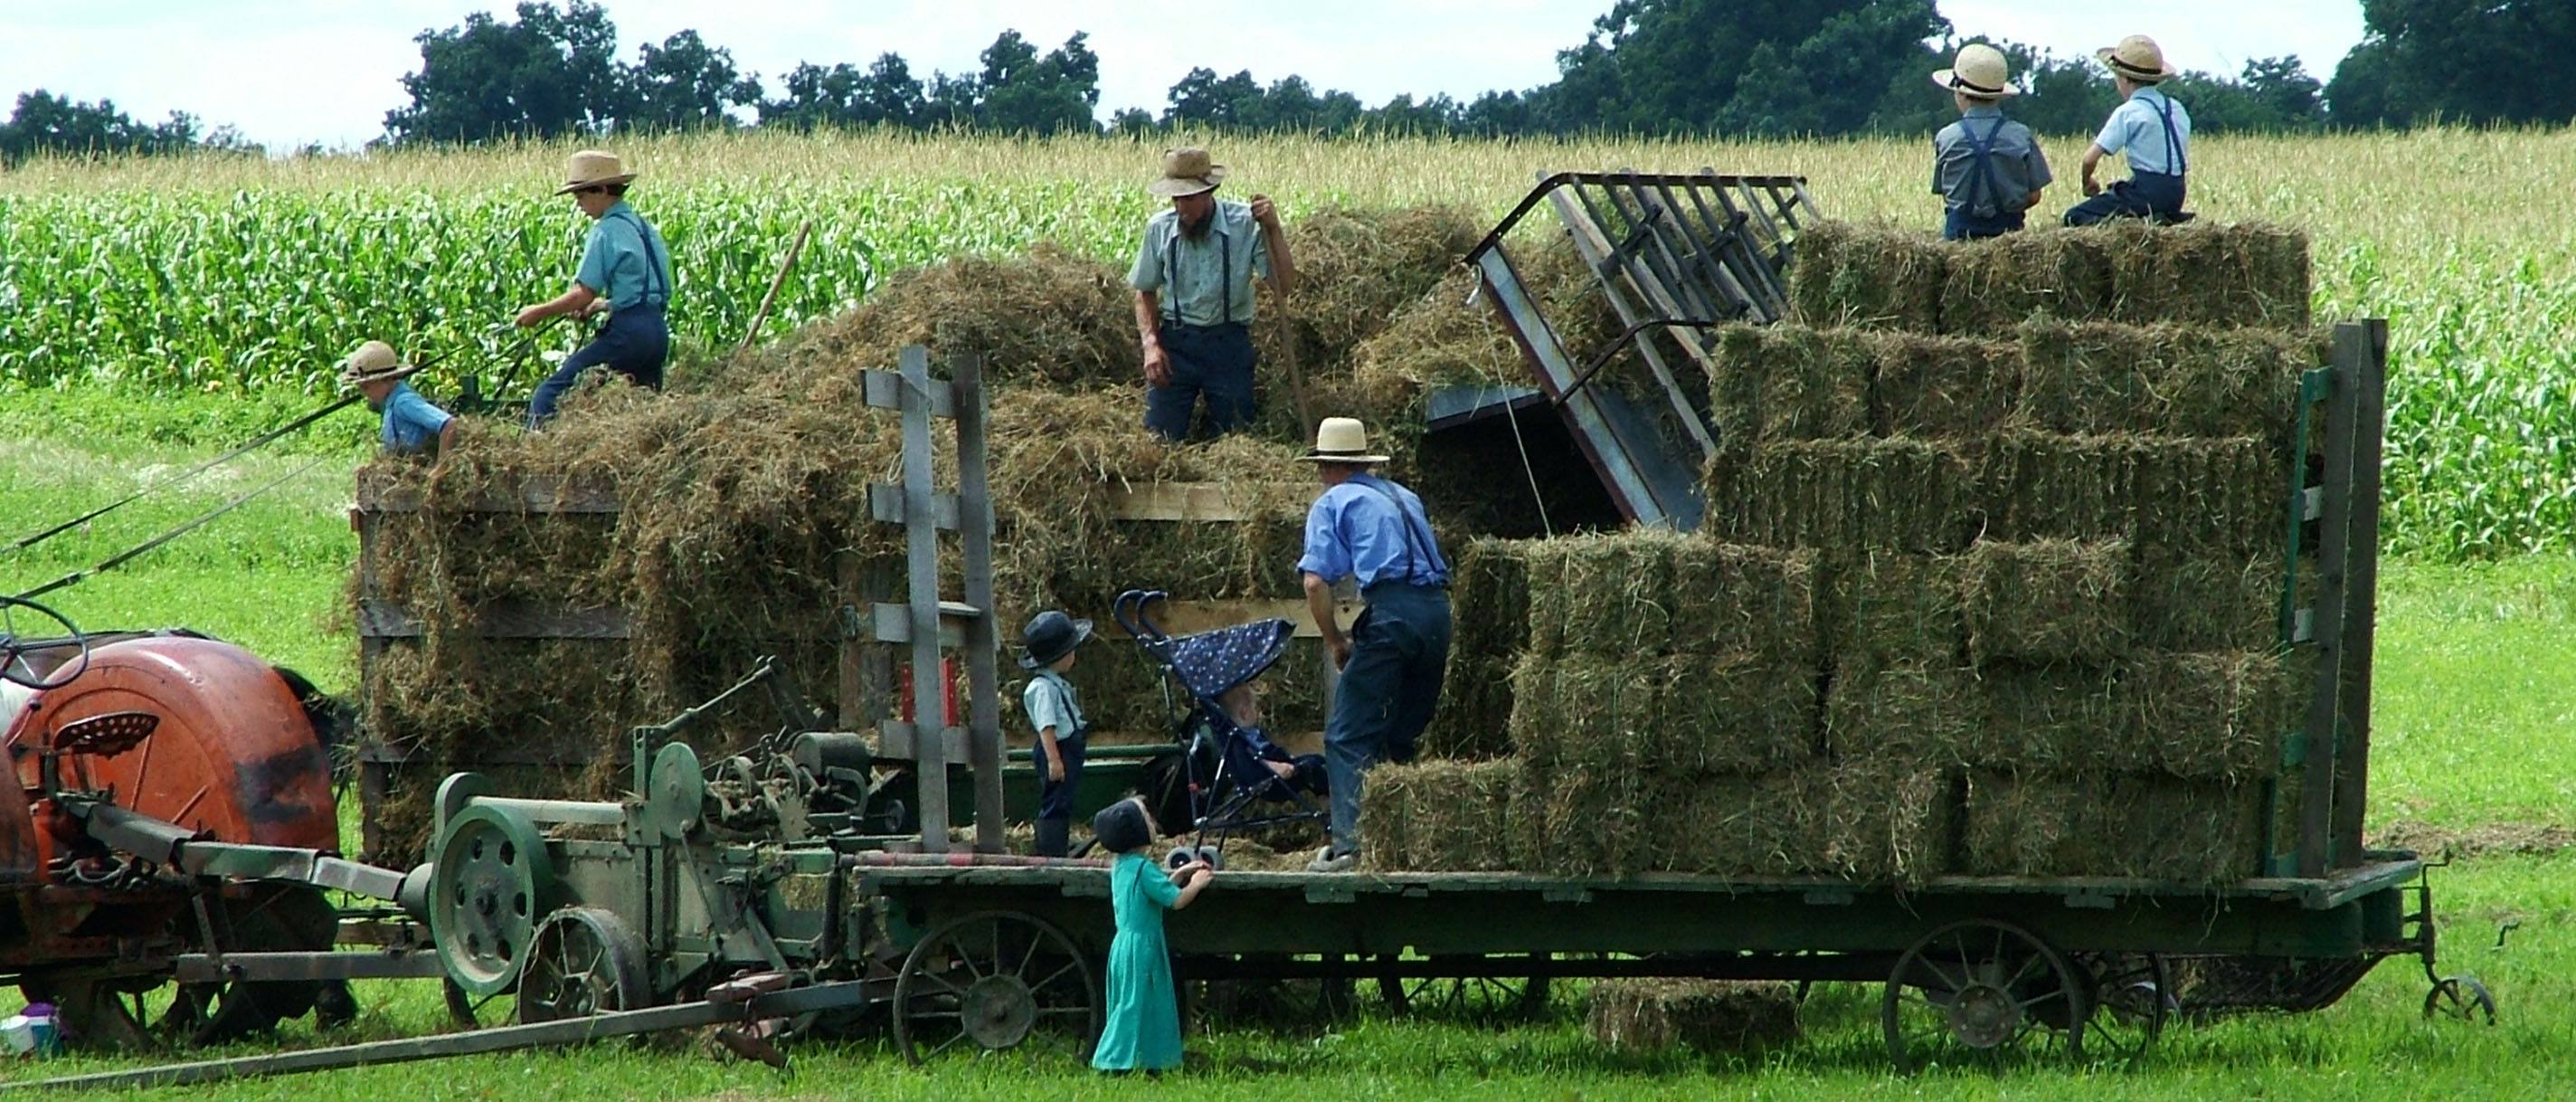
[[1586, 980, 1801, 1055], [1368, 219, 2328, 888]]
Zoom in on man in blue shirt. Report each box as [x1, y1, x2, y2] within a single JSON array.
[[340, 340, 454, 459], [516, 150, 675, 426], [2064, 35, 2193, 227], [1129, 147, 1298, 441], [1293, 417, 1450, 871]]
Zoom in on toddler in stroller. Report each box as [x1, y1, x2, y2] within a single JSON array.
[[1116, 591, 1328, 869]]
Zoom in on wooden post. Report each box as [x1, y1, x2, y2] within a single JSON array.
[[2331, 321, 2389, 866], [899, 346, 950, 852], [953, 353, 1005, 853], [2297, 332, 2363, 879]]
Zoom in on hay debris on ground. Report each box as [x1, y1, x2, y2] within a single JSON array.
[[1938, 228, 2117, 334], [1960, 538, 2132, 665], [1870, 332, 2022, 439], [1786, 222, 1946, 332], [1961, 771, 2265, 884], [1358, 758, 1520, 871], [2015, 320, 2313, 442], [1704, 325, 1871, 450], [1586, 979, 1801, 1055], [1703, 439, 1980, 554]]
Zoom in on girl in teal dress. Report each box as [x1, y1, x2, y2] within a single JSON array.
[[1089, 797, 1213, 1073]]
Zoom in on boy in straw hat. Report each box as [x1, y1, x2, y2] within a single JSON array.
[[2064, 34, 2193, 227], [1128, 147, 1298, 442], [1929, 43, 2051, 241], [515, 149, 675, 426], [339, 339, 455, 458], [1293, 416, 1449, 872]]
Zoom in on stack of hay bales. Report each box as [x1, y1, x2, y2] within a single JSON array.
[[355, 205, 1543, 860], [1366, 221, 2319, 888]]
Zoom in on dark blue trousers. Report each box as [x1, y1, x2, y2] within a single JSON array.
[[1324, 583, 1451, 856], [1943, 207, 2027, 242], [529, 304, 669, 427], [2063, 171, 2188, 227], [1143, 322, 1256, 441], [1037, 736, 1087, 822]]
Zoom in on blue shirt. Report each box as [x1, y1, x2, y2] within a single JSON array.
[[1932, 106, 2052, 214], [1296, 473, 1451, 589], [1126, 200, 1273, 328], [2095, 87, 2192, 176], [573, 202, 674, 310], [376, 382, 452, 455], [1021, 668, 1084, 741]]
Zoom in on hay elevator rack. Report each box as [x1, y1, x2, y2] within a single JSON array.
[[1465, 170, 1823, 530]]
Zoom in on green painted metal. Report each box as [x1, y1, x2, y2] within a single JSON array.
[[428, 803, 560, 998]]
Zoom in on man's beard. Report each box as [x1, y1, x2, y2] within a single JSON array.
[[1180, 209, 1214, 240]]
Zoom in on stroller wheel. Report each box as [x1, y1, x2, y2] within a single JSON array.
[[1166, 844, 1226, 872]]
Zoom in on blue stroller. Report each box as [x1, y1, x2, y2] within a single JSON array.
[[1113, 589, 1329, 869]]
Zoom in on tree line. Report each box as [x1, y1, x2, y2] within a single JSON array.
[[5, 0, 2571, 161]]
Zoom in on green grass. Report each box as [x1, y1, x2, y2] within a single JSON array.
[[3, 420, 2572, 1097]]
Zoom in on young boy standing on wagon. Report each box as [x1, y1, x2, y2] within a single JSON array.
[[1020, 610, 1093, 859]]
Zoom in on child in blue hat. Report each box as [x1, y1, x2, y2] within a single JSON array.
[[1020, 610, 1094, 858]]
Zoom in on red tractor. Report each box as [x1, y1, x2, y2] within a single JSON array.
[[3, 594, 384, 1048]]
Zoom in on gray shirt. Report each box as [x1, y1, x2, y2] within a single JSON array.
[[1932, 106, 2053, 217], [1127, 200, 1274, 328]]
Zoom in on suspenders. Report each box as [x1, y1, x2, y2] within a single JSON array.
[[1358, 478, 1445, 587], [1160, 217, 1232, 328], [2149, 94, 2187, 176], [606, 210, 669, 307], [1960, 116, 2010, 219]]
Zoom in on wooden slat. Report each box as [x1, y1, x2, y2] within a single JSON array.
[[868, 483, 961, 529], [357, 600, 631, 641], [2331, 320, 2390, 867], [955, 352, 1006, 855], [2297, 337, 2362, 878], [1108, 482, 1309, 522], [353, 479, 621, 515], [867, 601, 980, 646], [899, 346, 952, 853], [879, 721, 971, 763], [863, 368, 958, 419]]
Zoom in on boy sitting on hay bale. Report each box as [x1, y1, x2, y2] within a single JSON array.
[[2065, 34, 2194, 227], [1928, 43, 2052, 242]]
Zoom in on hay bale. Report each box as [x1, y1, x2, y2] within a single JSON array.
[[1960, 539, 2132, 665], [1815, 757, 1956, 885], [1517, 757, 1649, 878], [1450, 537, 1534, 659], [1968, 663, 2132, 772], [2015, 320, 2312, 442], [1358, 759, 1519, 871], [1787, 222, 1946, 332], [2125, 651, 2299, 779], [1704, 439, 1979, 554], [1979, 432, 2279, 558], [1527, 531, 1680, 655], [1424, 652, 1516, 761], [1586, 980, 1801, 1054], [1961, 772, 2264, 883], [2098, 222, 2312, 331], [1703, 325, 1871, 451], [1640, 775, 1814, 876], [1870, 333, 2022, 439], [1823, 552, 1965, 666], [1513, 653, 1815, 777], [1668, 542, 1821, 663], [1938, 228, 2116, 333], [1823, 660, 1978, 761], [2134, 553, 2296, 652]]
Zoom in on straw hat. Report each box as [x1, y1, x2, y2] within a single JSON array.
[[1147, 147, 1226, 198], [2098, 34, 2176, 82], [1298, 417, 1390, 465], [1932, 43, 2019, 100], [555, 149, 638, 195], [337, 340, 420, 388]]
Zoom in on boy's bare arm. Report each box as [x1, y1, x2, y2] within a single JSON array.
[[2079, 145, 2108, 195], [1038, 726, 1065, 781]]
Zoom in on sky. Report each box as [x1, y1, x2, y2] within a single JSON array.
[[0, 1, 2369, 150]]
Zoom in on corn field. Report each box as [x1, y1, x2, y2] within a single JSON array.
[[2, 128, 2570, 559]]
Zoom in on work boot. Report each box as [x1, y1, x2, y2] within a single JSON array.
[[1304, 845, 1356, 873], [1035, 817, 1070, 859]]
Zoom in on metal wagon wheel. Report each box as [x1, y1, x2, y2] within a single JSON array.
[[1882, 918, 2088, 1073], [894, 911, 1101, 1065], [1376, 955, 1552, 1021], [2424, 975, 2497, 1025], [2071, 952, 2174, 1064], [516, 907, 651, 1024]]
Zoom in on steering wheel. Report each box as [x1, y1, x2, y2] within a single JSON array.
[[0, 594, 90, 691]]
